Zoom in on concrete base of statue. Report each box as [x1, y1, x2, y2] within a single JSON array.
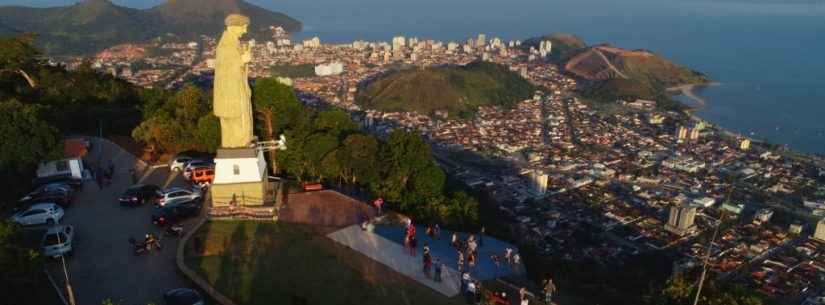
[[210, 147, 271, 207]]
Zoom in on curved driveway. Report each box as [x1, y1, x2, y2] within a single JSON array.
[[49, 138, 196, 305]]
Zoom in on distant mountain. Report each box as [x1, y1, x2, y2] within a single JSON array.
[[356, 62, 538, 118], [0, 0, 301, 55]]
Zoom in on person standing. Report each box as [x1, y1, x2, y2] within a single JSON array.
[[466, 278, 476, 304], [409, 235, 417, 257], [467, 236, 478, 258], [474, 281, 483, 305], [423, 246, 432, 278], [374, 198, 384, 215], [543, 278, 556, 304], [504, 248, 513, 266], [434, 259, 443, 282], [458, 251, 465, 273]]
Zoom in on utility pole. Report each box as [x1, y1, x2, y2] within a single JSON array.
[[692, 218, 720, 305], [693, 182, 733, 305], [56, 229, 77, 305]]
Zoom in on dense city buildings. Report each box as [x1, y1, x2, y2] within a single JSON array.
[[72, 30, 825, 305]]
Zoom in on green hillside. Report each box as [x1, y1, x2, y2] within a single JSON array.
[[522, 32, 587, 60], [356, 62, 538, 118], [0, 0, 301, 55]]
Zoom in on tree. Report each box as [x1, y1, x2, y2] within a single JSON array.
[[196, 114, 220, 153], [0, 99, 60, 171], [0, 34, 40, 88], [252, 78, 304, 173], [0, 99, 60, 204], [338, 134, 379, 185], [131, 84, 212, 155], [0, 220, 44, 299], [314, 109, 358, 140]]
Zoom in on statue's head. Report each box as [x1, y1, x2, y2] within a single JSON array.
[[225, 14, 250, 36]]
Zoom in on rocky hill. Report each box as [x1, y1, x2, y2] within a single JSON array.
[[356, 62, 537, 118], [0, 0, 301, 55]]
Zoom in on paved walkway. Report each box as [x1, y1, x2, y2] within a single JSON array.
[[327, 225, 462, 297], [373, 225, 525, 281]]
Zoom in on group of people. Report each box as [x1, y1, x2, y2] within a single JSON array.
[[397, 217, 556, 305]]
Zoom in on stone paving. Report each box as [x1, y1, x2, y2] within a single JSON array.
[[329, 224, 474, 297]]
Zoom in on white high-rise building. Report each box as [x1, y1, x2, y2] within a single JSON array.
[[530, 169, 549, 195], [539, 40, 553, 57], [665, 203, 698, 236], [740, 139, 751, 151], [814, 218, 825, 243], [476, 34, 487, 48], [392, 36, 406, 51]]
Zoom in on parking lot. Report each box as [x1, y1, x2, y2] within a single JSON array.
[[45, 138, 198, 305]]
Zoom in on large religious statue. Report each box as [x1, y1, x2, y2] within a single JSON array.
[[214, 14, 254, 148]]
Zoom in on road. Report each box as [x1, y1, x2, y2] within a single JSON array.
[[47, 138, 196, 305]]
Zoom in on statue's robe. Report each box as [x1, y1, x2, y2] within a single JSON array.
[[214, 30, 253, 148]]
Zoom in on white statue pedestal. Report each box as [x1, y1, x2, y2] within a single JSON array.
[[210, 147, 269, 207]]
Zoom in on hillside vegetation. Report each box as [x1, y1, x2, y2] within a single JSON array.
[[0, 0, 301, 55], [522, 32, 587, 60], [356, 62, 537, 118]]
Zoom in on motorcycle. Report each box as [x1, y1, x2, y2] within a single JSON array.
[[129, 236, 162, 256], [164, 224, 184, 237]]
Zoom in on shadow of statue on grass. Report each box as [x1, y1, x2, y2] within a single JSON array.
[[214, 222, 249, 301]]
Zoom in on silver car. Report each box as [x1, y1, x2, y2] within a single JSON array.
[[156, 187, 203, 207], [42, 225, 74, 258], [10, 203, 64, 226]]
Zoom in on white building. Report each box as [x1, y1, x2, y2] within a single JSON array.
[[315, 62, 344, 76], [37, 158, 86, 180], [814, 218, 825, 243]]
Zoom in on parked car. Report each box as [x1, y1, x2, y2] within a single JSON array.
[[20, 188, 72, 207], [183, 161, 214, 179], [156, 187, 203, 207], [163, 288, 204, 305], [169, 156, 194, 172], [119, 184, 161, 206], [191, 168, 215, 186], [33, 174, 83, 189], [41, 225, 75, 258], [152, 198, 202, 226], [10, 203, 64, 226]]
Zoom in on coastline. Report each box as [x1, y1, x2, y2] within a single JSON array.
[[666, 83, 717, 110]]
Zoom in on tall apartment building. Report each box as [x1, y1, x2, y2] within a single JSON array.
[[665, 203, 698, 236], [813, 218, 825, 243]]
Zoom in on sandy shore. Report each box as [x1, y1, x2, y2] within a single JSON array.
[[667, 83, 709, 109]]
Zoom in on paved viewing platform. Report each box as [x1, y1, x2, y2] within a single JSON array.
[[327, 223, 524, 297]]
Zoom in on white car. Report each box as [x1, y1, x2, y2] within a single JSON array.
[[156, 187, 203, 207], [10, 203, 64, 226], [169, 156, 194, 172], [42, 225, 74, 258]]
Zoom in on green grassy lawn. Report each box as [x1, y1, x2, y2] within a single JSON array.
[[184, 221, 465, 305]]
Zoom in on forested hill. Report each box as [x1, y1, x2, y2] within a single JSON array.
[[356, 62, 537, 119], [0, 0, 301, 55]]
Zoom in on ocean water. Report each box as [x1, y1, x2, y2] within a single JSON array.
[[7, 0, 825, 154]]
